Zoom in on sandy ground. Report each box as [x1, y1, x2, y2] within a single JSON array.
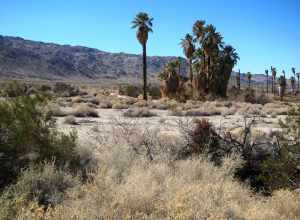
[[56, 108, 285, 145]]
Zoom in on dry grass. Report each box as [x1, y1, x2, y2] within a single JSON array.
[[263, 103, 289, 116], [1, 121, 300, 220]]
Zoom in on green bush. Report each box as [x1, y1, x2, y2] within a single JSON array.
[[1, 81, 28, 97], [243, 88, 270, 105], [148, 85, 161, 99], [184, 114, 300, 193], [0, 95, 80, 190], [119, 83, 142, 98], [0, 162, 80, 219]]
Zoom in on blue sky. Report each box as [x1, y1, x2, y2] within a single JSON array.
[[1, 0, 299, 75]]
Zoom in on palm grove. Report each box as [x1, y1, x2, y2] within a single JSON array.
[[132, 13, 239, 100]]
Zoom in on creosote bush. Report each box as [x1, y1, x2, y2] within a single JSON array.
[[1, 81, 28, 97], [0, 95, 81, 190], [0, 162, 80, 219]]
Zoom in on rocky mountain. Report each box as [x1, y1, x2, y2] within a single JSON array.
[[0, 35, 271, 85], [0, 35, 188, 81]]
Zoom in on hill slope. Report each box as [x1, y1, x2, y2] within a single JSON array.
[[0, 35, 187, 81]]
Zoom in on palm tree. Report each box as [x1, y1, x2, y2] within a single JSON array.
[[131, 12, 153, 100], [282, 70, 286, 79], [278, 75, 286, 101], [291, 76, 296, 95], [297, 72, 300, 91], [271, 66, 277, 94], [236, 69, 241, 90], [247, 72, 252, 88], [192, 20, 206, 72], [180, 34, 195, 83], [265, 69, 269, 93], [292, 67, 296, 77]]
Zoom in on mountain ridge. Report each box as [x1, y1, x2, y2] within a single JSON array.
[[0, 35, 188, 81], [0, 35, 269, 85]]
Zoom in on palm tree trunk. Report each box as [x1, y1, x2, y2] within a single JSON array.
[[189, 58, 193, 83], [142, 43, 147, 100], [298, 76, 299, 91], [266, 75, 268, 93], [272, 77, 274, 94]]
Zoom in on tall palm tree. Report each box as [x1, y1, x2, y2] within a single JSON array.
[[278, 75, 286, 101], [271, 66, 277, 94], [292, 67, 296, 77], [247, 72, 252, 88], [236, 69, 241, 90], [265, 69, 269, 93], [180, 34, 195, 83], [192, 20, 206, 72], [291, 76, 296, 95], [131, 12, 153, 100], [192, 20, 206, 43], [297, 72, 300, 91], [282, 70, 286, 79], [202, 25, 223, 71]]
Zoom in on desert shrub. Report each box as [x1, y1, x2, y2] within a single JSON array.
[[0, 162, 80, 219], [1, 81, 28, 97], [47, 103, 70, 117], [119, 83, 142, 98], [53, 82, 82, 97], [64, 116, 78, 125], [99, 101, 113, 109], [243, 88, 256, 103], [72, 105, 99, 117], [243, 88, 270, 105], [71, 96, 83, 103], [133, 100, 148, 107], [112, 102, 129, 109], [185, 107, 221, 116], [0, 96, 80, 189], [148, 85, 161, 99], [123, 108, 156, 118], [263, 103, 288, 116], [178, 119, 224, 163]]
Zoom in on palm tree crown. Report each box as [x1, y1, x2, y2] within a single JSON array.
[[222, 45, 239, 65], [131, 12, 153, 45], [180, 34, 195, 59], [192, 20, 206, 43]]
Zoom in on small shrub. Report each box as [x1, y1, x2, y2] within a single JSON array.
[[2, 81, 27, 97], [119, 84, 142, 98], [112, 102, 129, 109], [0, 162, 80, 219], [243, 88, 256, 103], [64, 116, 78, 125], [123, 108, 156, 118], [148, 85, 161, 99], [99, 101, 113, 109], [47, 103, 70, 117], [72, 105, 99, 117], [53, 82, 82, 97], [185, 107, 221, 116], [243, 88, 270, 105]]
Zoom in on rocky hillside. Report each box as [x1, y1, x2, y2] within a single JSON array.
[[0, 35, 188, 81]]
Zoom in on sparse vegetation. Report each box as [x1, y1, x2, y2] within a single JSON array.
[[72, 104, 99, 117], [124, 107, 156, 117]]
